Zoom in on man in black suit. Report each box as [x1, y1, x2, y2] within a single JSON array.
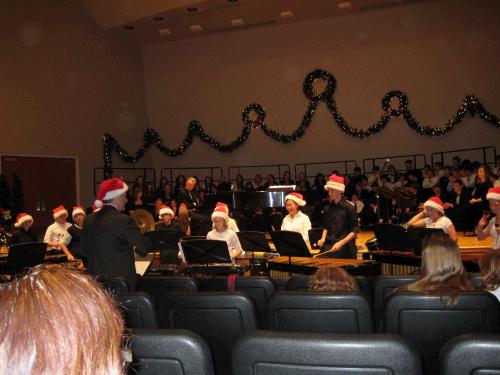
[[444, 179, 470, 231], [81, 178, 151, 290], [177, 177, 211, 235]]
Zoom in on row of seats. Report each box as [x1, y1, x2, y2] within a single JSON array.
[[117, 290, 500, 374], [129, 329, 500, 375], [130, 274, 481, 327]]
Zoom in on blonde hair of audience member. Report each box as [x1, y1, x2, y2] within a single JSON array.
[[397, 233, 473, 304], [0, 264, 125, 375], [309, 265, 359, 292], [479, 251, 500, 291]]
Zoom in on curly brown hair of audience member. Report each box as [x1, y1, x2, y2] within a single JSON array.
[[309, 265, 359, 292], [396, 233, 473, 304], [479, 251, 500, 291], [0, 264, 125, 375]]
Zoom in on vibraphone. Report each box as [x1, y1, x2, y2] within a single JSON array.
[[368, 247, 493, 275], [265, 256, 380, 277]]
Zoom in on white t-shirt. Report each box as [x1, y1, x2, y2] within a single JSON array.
[[207, 228, 245, 258], [487, 217, 500, 250], [281, 211, 312, 243], [44, 221, 72, 248], [424, 216, 453, 235]]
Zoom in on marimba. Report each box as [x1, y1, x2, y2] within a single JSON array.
[[265, 256, 380, 277]]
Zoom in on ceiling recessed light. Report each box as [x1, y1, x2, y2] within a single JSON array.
[[280, 10, 293, 18], [153, 16, 164, 21], [187, 7, 198, 12], [337, 2, 352, 10], [123, 25, 135, 30], [231, 19, 244, 26], [158, 28, 171, 36], [190, 24, 203, 32], [227, 0, 239, 2]]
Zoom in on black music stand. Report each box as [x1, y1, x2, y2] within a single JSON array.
[[373, 224, 409, 252], [5, 242, 47, 276], [145, 230, 182, 264], [270, 230, 311, 266], [406, 227, 446, 255], [180, 239, 232, 271], [237, 231, 272, 275]]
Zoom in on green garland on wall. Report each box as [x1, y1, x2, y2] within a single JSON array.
[[103, 69, 499, 178]]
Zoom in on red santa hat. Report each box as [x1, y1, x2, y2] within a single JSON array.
[[53, 205, 68, 219], [324, 174, 345, 192], [215, 202, 229, 214], [14, 213, 33, 228], [486, 187, 500, 201], [72, 205, 86, 219], [285, 192, 306, 206], [158, 205, 175, 219], [211, 205, 228, 223], [94, 178, 129, 208], [424, 196, 444, 214], [92, 204, 101, 213]]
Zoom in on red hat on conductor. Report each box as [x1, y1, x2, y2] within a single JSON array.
[[94, 178, 129, 208]]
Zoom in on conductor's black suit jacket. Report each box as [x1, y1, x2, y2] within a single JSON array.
[[81, 204, 151, 290]]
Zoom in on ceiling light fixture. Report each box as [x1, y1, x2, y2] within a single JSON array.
[[158, 28, 171, 36], [187, 7, 198, 12], [123, 25, 135, 30], [280, 10, 293, 18], [153, 16, 164, 21]]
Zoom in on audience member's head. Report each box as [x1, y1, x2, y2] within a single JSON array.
[[0, 264, 125, 375], [309, 265, 359, 292], [397, 233, 473, 304], [479, 251, 500, 292]]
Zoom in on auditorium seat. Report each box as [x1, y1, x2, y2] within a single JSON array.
[[232, 331, 422, 375], [131, 328, 215, 375], [383, 292, 500, 373], [137, 276, 197, 306], [95, 275, 130, 294], [439, 334, 500, 375], [196, 276, 275, 327], [267, 292, 374, 333], [160, 292, 259, 375], [117, 292, 158, 329], [271, 276, 290, 291], [373, 275, 418, 326]]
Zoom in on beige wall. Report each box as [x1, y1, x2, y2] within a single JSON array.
[[0, 0, 151, 204], [143, 0, 500, 180]]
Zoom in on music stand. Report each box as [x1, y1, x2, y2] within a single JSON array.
[[5, 242, 47, 276], [237, 231, 272, 275], [181, 239, 232, 268], [406, 227, 446, 255], [145, 230, 182, 264], [373, 224, 409, 252], [270, 230, 311, 268]]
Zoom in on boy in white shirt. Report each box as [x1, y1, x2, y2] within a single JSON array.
[[44, 205, 72, 247], [207, 205, 244, 259]]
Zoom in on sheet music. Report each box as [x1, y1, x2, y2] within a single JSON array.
[[134, 254, 153, 276]]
